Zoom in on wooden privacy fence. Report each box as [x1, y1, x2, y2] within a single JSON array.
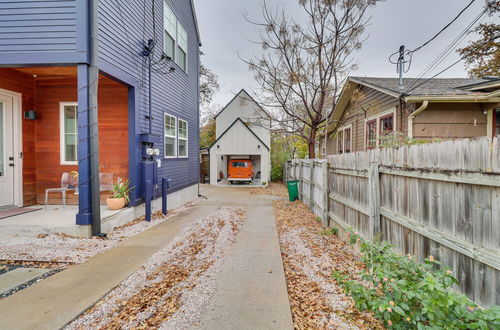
[[284, 136, 500, 307]]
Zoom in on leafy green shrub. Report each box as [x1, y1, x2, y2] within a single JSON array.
[[332, 232, 500, 329], [320, 227, 338, 236]]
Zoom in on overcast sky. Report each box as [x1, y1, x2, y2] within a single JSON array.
[[193, 0, 487, 110]]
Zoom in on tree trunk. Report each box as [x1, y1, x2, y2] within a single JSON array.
[[308, 128, 317, 159]]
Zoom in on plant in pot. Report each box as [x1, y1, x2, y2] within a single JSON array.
[[106, 178, 134, 210]]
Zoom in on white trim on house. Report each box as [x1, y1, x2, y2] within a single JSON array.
[[163, 0, 188, 73], [59, 102, 78, 165], [364, 107, 397, 150], [164, 113, 177, 158], [0, 88, 23, 207], [178, 118, 188, 158], [336, 124, 353, 154]]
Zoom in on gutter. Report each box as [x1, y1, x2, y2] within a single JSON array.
[[404, 89, 500, 103], [408, 100, 428, 139]]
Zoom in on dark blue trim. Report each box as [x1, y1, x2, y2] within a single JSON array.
[[128, 86, 142, 206], [75, 0, 90, 63], [99, 61, 139, 87], [0, 52, 86, 67], [76, 64, 92, 225]]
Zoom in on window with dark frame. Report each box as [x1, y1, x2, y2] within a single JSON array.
[[344, 127, 351, 153], [496, 109, 500, 136], [338, 130, 343, 154], [380, 114, 394, 136], [366, 120, 377, 149]]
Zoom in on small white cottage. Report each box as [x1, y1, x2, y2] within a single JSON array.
[[208, 89, 271, 186]]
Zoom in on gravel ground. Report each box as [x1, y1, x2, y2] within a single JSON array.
[[65, 206, 246, 330], [265, 183, 383, 330], [0, 200, 199, 264]]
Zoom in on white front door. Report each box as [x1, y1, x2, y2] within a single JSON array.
[[0, 94, 14, 207]]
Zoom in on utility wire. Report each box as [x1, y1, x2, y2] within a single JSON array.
[[403, 33, 500, 95], [403, 8, 487, 94], [409, 0, 477, 53]]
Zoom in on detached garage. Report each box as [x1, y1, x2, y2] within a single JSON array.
[[208, 89, 271, 186]]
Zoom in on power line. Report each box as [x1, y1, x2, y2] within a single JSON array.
[[409, 0, 477, 53], [403, 8, 487, 93], [403, 33, 500, 95]]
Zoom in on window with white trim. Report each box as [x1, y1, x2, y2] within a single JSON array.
[[164, 114, 177, 158], [178, 119, 188, 157], [60, 102, 78, 165], [163, 1, 188, 72], [337, 125, 352, 154], [364, 108, 397, 149], [177, 24, 187, 71], [366, 119, 377, 149], [163, 3, 176, 60], [495, 109, 500, 136]]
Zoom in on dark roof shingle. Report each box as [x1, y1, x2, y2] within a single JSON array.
[[349, 76, 498, 96]]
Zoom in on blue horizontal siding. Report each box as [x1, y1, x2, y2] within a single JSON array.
[[98, 0, 200, 194], [0, 0, 77, 53]]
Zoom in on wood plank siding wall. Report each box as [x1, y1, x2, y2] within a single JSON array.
[[0, 0, 77, 54], [326, 86, 408, 154], [327, 85, 491, 155], [413, 103, 487, 140], [0, 69, 36, 204], [0, 68, 128, 206]]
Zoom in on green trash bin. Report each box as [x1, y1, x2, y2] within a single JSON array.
[[286, 180, 299, 202]]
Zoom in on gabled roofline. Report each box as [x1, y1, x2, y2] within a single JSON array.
[[189, 0, 202, 46], [209, 117, 270, 151], [214, 89, 272, 120], [349, 77, 402, 98]]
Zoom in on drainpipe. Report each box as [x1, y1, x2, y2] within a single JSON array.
[[89, 0, 102, 236], [408, 100, 428, 139]]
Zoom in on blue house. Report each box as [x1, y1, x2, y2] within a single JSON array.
[[0, 0, 201, 235]]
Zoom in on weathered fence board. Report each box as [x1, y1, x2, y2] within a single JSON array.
[[285, 136, 500, 307]]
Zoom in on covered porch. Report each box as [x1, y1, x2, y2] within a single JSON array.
[[0, 66, 131, 235]]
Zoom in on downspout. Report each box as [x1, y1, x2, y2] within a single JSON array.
[[408, 100, 429, 139]]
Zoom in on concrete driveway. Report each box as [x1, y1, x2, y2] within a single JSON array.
[[0, 185, 293, 330], [194, 185, 292, 329]]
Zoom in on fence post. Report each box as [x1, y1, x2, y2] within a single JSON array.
[[299, 161, 304, 201], [309, 160, 314, 210], [322, 160, 329, 227], [368, 162, 381, 240]]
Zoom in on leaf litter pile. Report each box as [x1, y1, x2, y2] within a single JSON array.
[[66, 206, 245, 330], [266, 184, 382, 329]]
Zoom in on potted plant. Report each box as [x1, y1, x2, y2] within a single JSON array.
[[106, 178, 133, 210]]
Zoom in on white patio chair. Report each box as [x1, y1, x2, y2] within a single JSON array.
[[99, 173, 114, 192], [44, 172, 78, 210]]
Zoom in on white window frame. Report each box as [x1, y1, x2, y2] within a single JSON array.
[[337, 124, 353, 154], [176, 23, 188, 72], [364, 107, 397, 149], [164, 113, 177, 158], [177, 118, 188, 158], [163, 1, 176, 60], [59, 102, 78, 165], [163, 1, 188, 73]]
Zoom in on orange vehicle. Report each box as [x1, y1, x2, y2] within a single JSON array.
[[228, 159, 253, 184]]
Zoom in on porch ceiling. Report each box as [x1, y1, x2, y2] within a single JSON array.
[[12, 67, 77, 79]]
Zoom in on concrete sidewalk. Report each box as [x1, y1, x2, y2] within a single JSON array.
[[0, 186, 293, 330]]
